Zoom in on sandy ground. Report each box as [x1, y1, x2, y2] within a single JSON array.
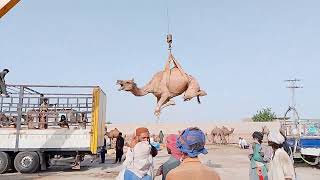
[[2, 144, 320, 180], [1, 122, 319, 179]]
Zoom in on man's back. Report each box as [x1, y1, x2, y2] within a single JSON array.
[[166, 157, 220, 180], [269, 148, 295, 180], [116, 136, 124, 149]]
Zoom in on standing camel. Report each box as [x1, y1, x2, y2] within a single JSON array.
[[221, 126, 235, 144], [106, 128, 120, 147], [261, 126, 270, 141], [211, 127, 221, 144], [211, 127, 227, 144]]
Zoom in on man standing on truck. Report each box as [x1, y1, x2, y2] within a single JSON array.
[[0, 69, 9, 97], [39, 98, 49, 129]]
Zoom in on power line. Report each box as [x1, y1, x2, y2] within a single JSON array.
[[166, 0, 170, 34]]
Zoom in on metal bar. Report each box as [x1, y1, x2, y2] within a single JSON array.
[[299, 119, 320, 121], [27, 97, 30, 113], [15, 86, 24, 152], [0, 97, 3, 111], [7, 84, 100, 88], [86, 98, 89, 113], [8, 93, 93, 96], [6, 87, 20, 93], [76, 98, 79, 112], [9, 97, 13, 116], [24, 87, 42, 94]]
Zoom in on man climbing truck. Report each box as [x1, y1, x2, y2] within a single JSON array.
[[0, 85, 106, 174]]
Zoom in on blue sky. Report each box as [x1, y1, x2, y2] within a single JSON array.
[[1, 1, 320, 122]]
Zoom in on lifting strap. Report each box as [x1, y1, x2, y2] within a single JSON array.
[[161, 34, 190, 92], [162, 52, 190, 92]]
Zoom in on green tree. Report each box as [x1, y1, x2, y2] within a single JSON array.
[[252, 108, 276, 122]]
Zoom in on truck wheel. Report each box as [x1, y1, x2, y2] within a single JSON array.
[[14, 152, 40, 173], [0, 152, 11, 174]]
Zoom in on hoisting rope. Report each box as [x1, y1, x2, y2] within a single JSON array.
[[162, 1, 190, 92], [163, 34, 190, 91]]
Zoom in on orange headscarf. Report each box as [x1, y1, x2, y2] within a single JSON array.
[[136, 127, 149, 136]]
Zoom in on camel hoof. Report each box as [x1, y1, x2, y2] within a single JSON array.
[[154, 110, 161, 117]]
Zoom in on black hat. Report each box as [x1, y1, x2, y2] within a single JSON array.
[[3, 69, 9, 73]]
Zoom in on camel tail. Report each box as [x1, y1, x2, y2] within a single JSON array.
[[197, 96, 201, 104]]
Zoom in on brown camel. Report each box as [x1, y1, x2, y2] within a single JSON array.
[[262, 126, 270, 140], [106, 128, 120, 146], [211, 127, 221, 144], [117, 53, 207, 117], [210, 127, 227, 144], [221, 126, 235, 144]]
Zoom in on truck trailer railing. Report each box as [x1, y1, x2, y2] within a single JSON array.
[[0, 84, 106, 174]]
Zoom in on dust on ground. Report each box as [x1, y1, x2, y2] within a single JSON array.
[[1, 144, 320, 180]]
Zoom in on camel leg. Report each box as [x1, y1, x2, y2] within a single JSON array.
[[217, 135, 221, 145], [160, 100, 175, 110], [220, 135, 227, 145], [154, 95, 170, 117]]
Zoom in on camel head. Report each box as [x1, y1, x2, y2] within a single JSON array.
[[116, 79, 136, 91], [230, 128, 235, 133], [262, 126, 270, 135]]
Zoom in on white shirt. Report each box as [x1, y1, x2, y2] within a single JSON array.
[[117, 141, 154, 180], [268, 148, 295, 180], [239, 139, 248, 148]]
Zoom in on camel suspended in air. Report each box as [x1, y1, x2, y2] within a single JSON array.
[[117, 53, 207, 117]]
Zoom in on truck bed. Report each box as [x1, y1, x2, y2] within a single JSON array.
[[0, 128, 91, 151]]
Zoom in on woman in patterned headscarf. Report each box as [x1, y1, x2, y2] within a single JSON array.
[[249, 131, 271, 180], [156, 134, 183, 180]]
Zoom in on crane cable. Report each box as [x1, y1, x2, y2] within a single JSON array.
[[164, 1, 190, 93]]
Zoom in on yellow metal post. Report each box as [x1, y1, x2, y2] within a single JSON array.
[[90, 88, 100, 154], [90, 88, 106, 154]]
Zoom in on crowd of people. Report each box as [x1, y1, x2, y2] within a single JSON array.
[[248, 131, 296, 180], [98, 126, 297, 180], [102, 127, 221, 180]]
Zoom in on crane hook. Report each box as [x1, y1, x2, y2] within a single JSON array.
[[167, 34, 173, 51]]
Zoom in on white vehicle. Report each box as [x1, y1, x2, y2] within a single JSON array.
[[0, 85, 106, 174]]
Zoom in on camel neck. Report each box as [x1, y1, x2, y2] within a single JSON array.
[[131, 86, 148, 96]]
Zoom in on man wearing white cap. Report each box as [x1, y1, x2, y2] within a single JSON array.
[[268, 131, 296, 180]]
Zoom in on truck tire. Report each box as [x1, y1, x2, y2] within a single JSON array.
[[0, 152, 11, 174], [14, 152, 40, 173]]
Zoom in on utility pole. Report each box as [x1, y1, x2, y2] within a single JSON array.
[[284, 79, 303, 121], [285, 79, 303, 108]]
